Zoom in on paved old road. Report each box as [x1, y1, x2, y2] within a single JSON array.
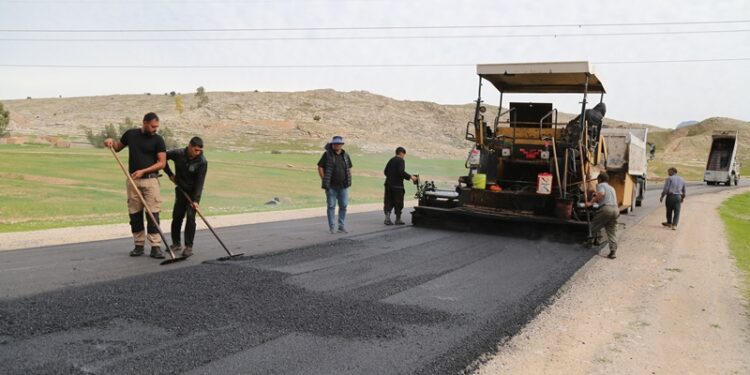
[[0, 182, 742, 374]]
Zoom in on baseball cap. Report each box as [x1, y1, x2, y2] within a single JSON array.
[[331, 136, 345, 144]]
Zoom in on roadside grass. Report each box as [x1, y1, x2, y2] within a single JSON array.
[[0, 144, 465, 233], [719, 192, 750, 300], [648, 159, 705, 182]]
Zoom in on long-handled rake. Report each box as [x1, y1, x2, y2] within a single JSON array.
[[172, 183, 245, 261], [109, 147, 188, 265]]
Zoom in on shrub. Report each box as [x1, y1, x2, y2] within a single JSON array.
[[85, 117, 137, 148], [0, 102, 9, 137], [195, 86, 209, 108], [175, 95, 185, 114], [159, 127, 180, 149]]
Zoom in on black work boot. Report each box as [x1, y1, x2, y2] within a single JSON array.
[[384, 210, 393, 225], [394, 215, 405, 225], [607, 249, 617, 259], [150, 246, 165, 259], [129, 245, 145, 257]]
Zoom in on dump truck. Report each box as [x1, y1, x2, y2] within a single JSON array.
[[704, 130, 740, 186], [413, 61, 621, 241], [601, 128, 648, 213]]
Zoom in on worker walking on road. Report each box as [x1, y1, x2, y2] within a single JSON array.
[[383, 147, 418, 225], [660, 167, 686, 230], [104, 112, 167, 259], [318, 136, 353, 234], [164, 137, 208, 258], [586, 172, 619, 259]]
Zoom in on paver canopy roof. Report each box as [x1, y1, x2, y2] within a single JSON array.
[[477, 61, 605, 94]]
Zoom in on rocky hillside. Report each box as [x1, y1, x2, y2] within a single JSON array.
[[1, 89, 655, 158], [650, 117, 749, 167]]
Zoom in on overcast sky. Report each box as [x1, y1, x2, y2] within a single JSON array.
[[1, 0, 748, 127]]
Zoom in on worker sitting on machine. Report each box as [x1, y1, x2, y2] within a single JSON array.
[[563, 102, 606, 147]]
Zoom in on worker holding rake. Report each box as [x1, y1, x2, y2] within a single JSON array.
[[164, 137, 208, 258], [104, 112, 167, 259]]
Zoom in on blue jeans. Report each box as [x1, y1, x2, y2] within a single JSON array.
[[326, 187, 348, 230]]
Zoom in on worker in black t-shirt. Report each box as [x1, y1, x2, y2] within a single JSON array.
[[383, 147, 418, 225], [164, 137, 208, 258], [104, 112, 167, 259]]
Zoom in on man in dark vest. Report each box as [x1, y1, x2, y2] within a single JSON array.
[[104, 112, 167, 259], [317, 136, 353, 234], [164, 136, 208, 258], [383, 147, 418, 225]]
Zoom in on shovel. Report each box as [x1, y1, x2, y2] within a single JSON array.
[[171, 181, 245, 261], [109, 147, 188, 265]]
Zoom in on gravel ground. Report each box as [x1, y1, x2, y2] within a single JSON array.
[[476, 187, 750, 374], [0, 227, 593, 374]]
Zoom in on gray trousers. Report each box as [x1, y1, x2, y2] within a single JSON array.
[[590, 205, 619, 252], [665, 194, 682, 226]]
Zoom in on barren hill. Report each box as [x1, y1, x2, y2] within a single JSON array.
[[2, 90, 477, 157], [651, 117, 749, 165], [2, 89, 655, 158]]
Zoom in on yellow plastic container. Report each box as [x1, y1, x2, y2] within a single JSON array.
[[472, 173, 487, 189]]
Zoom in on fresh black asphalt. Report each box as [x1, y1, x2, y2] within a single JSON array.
[[0, 182, 742, 374]]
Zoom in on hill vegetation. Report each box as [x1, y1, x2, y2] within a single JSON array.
[[1, 89, 746, 179]]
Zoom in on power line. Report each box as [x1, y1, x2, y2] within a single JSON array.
[[1, 58, 748, 69], [1, 20, 749, 33], [2, 29, 748, 42]]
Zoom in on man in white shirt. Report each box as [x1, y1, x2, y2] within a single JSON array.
[[586, 172, 620, 259]]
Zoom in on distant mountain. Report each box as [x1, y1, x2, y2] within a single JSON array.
[[676, 120, 699, 129]]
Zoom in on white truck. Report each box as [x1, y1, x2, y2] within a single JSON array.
[[601, 128, 649, 213], [704, 130, 740, 186]]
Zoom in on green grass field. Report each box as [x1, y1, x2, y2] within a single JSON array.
[[719, 192, 750, 299], [0, 144, 466, 233]]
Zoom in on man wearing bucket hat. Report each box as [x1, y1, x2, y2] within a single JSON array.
[[317, 136, 353, 233]]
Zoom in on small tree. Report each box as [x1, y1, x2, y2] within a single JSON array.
[[195, 86, 209, 108], [85, 117, 136, 148], [169, 91, 176, 97], [119, 117, 135, 134], [0, 102, 9, 137], [175, 95, 185, 114], [85, 123, 119, 148], [159, 127, 180, 149]]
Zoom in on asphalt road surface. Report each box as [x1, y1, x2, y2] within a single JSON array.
[[0, 181, 743, 374]]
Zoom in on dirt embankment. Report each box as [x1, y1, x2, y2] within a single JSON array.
[[477, 187, 750, 375]]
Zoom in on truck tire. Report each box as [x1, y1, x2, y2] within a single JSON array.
[[635, 180, 644, 207], [733, 175, 738, 186]]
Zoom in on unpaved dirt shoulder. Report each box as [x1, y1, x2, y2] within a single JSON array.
[[476, 187, 750, 375]]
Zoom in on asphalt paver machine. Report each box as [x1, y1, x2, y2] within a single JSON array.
[[413, 61, 612, 242]]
